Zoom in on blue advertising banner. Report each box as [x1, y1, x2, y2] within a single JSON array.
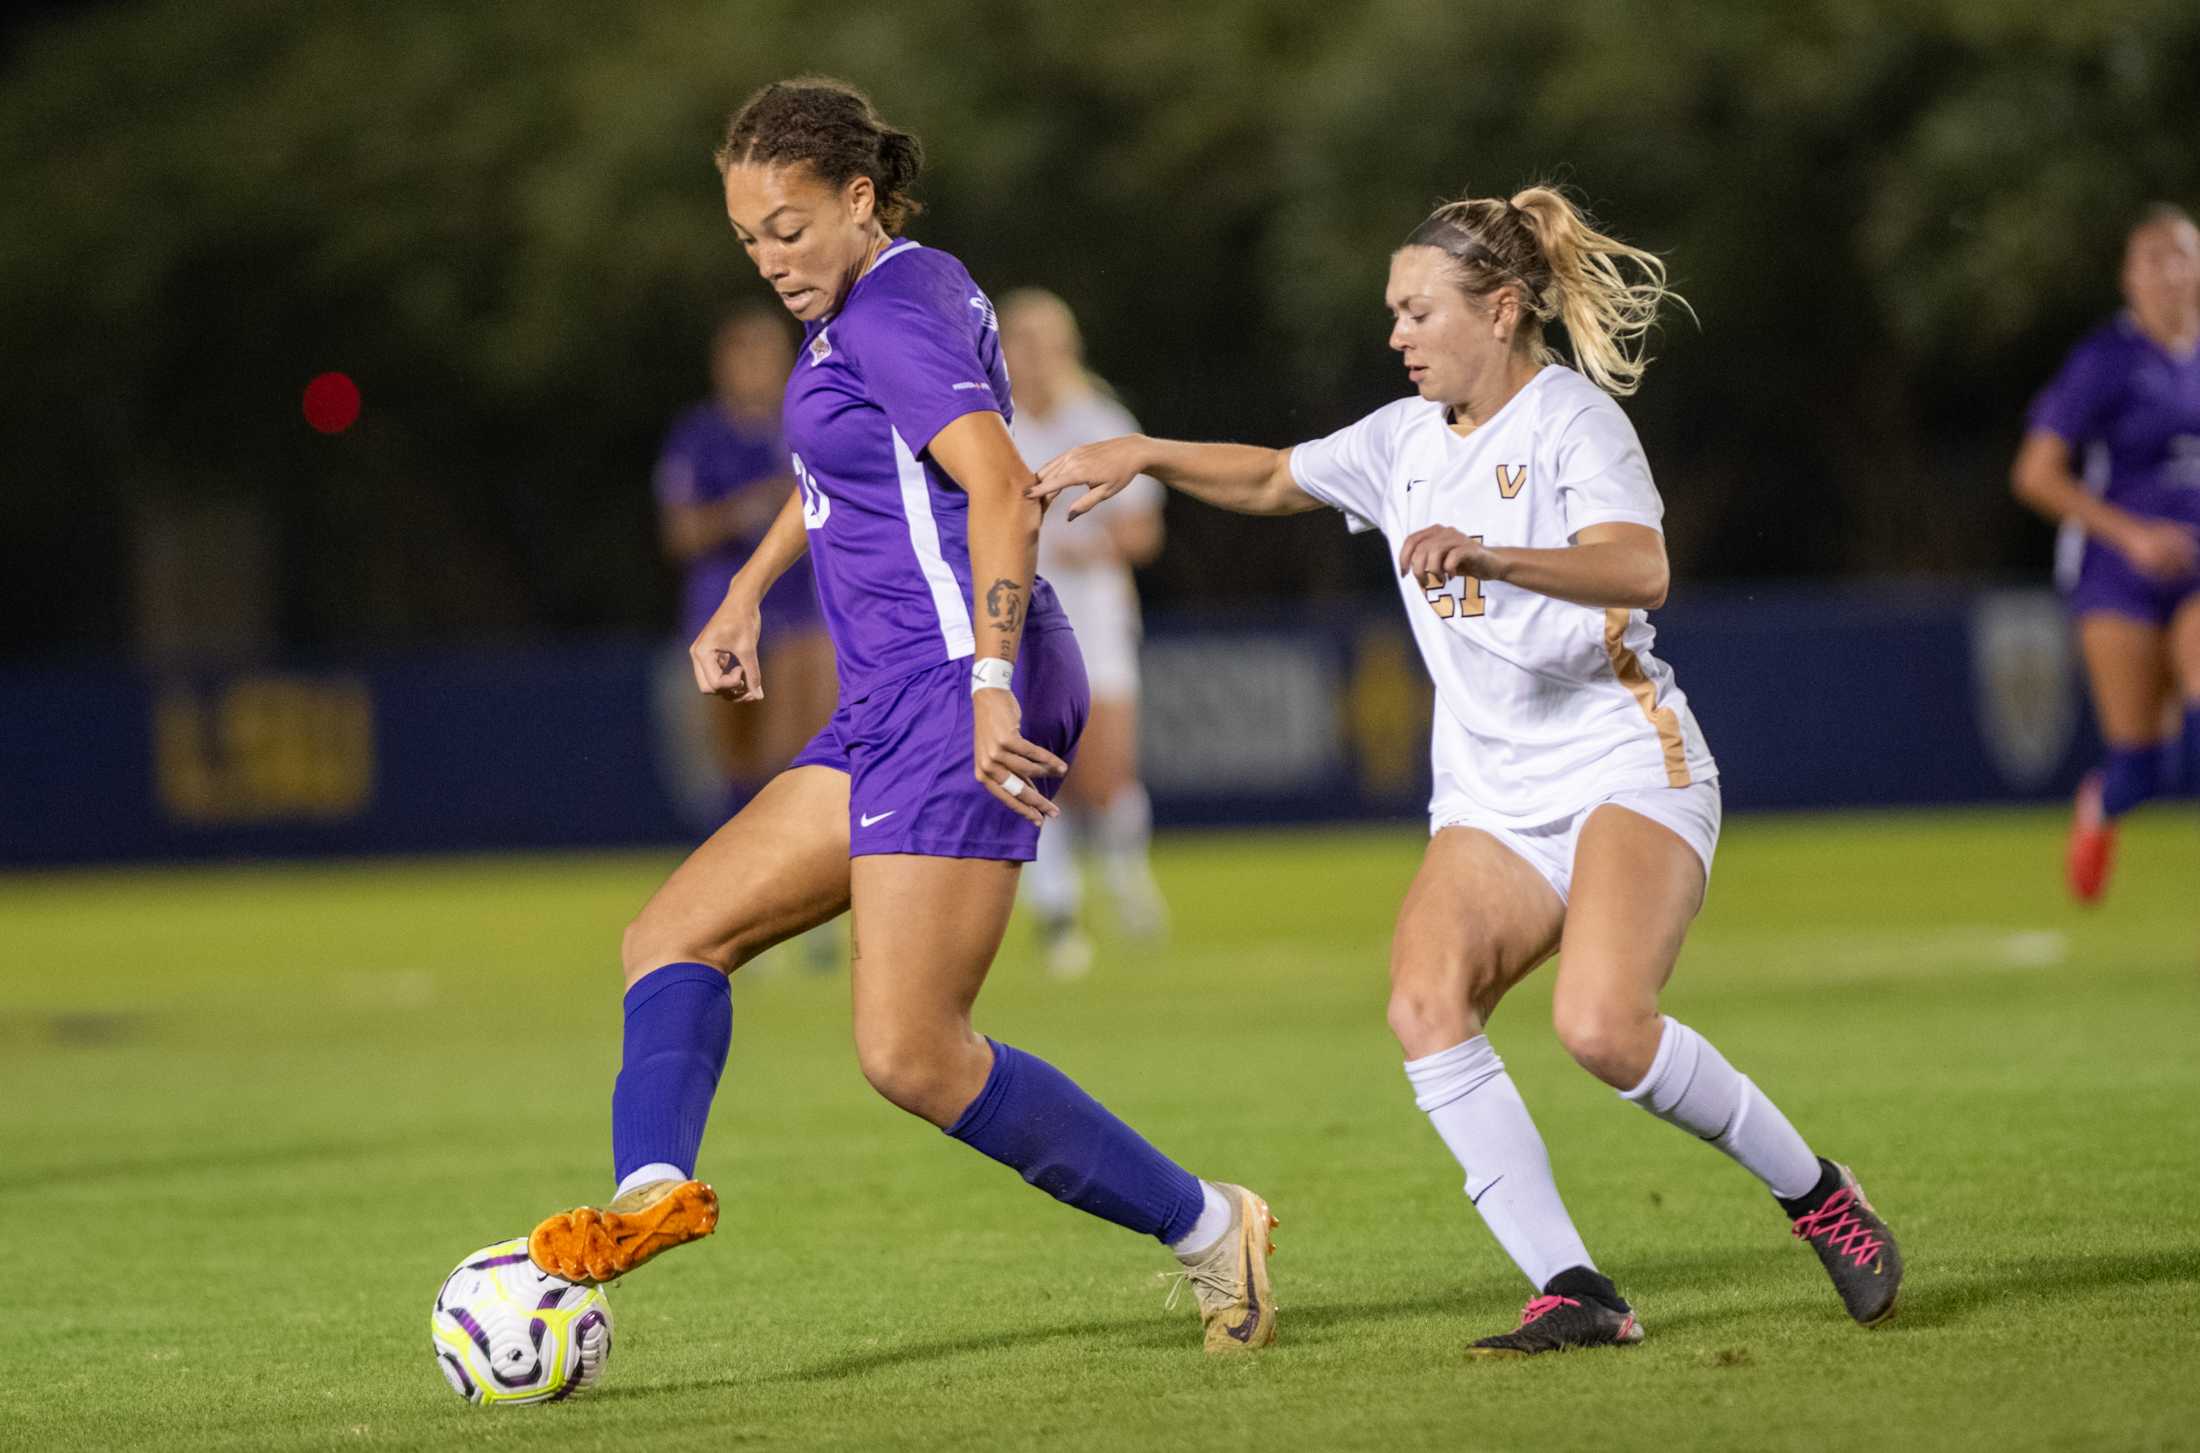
[[0, 586, 2102, 867]]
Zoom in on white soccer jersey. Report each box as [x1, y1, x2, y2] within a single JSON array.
[[1015, 390, 1163, 697], [1289, 365, 1717, 828]]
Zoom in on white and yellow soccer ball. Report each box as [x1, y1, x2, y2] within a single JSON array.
[[430, 1238, 614, 1405]]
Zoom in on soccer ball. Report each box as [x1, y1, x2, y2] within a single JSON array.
[[430, 1238, 614, 1405]]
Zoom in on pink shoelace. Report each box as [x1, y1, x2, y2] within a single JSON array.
[[1515, 1294, 1579, 1327], [1791, 1187, 1885, 1266]]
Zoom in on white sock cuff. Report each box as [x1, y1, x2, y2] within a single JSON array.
[[616, 1162, 689, 1200], [1619, 1015, 1680, 1104], [1099, 785, 1152, 852], [1403, 1036, 1505, 1114], [1621, 1017, 1744, 1139], [1620, 1021, 1822, 1199], [1024, 812, 1082, 916], [1169, 1179, 1234, 1259]]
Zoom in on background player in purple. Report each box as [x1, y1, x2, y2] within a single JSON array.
[[2011, 204, 2200, 902], [527, 77, 1278, 1355], [654, 306, 835, 802]]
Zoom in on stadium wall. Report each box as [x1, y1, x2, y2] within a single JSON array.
[[0, 586, 2099, 866]]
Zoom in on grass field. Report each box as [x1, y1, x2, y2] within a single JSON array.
[[3, 807, 2196, 1451]]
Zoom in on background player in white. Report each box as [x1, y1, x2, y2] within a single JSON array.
[[1001, 289, 1168, 976], [1034, 185, 1904, 1355]]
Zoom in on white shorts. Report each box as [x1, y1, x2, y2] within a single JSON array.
[[1047, 571, 1142, 702], [1430, 778, 1722, 907]]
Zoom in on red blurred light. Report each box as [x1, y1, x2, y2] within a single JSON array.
[[303, 372, 362, 434]]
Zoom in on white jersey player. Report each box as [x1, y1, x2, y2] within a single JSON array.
[[1002, 290, 1169, 976], [1033, 185, 1904, 1355]]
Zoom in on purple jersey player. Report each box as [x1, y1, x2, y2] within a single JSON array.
[[655, 308, 836, 790], [2012, 204, 2200, 903], [524, 78, 1277, 1356]]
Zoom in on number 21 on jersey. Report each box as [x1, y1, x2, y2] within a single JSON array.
[[1419, 535, 1487, 620]]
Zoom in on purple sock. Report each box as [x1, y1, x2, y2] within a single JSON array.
[[2101, 744, 2162, 818], [611, 963, 731, 1184], [2182, 707, 2200, 798], [946, 1039, 1204, 1244]]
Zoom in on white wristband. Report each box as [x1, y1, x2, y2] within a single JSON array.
[[970, 657, 1014, 695]]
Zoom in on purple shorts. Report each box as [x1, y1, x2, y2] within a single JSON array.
[[790, 625, 1088, 861], [2067, 536, 2200, 629]]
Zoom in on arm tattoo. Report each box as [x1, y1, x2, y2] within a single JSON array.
[[984, 576, 1027, 639]]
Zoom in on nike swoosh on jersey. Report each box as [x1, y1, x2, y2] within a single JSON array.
[[859, 810, 897, 828]]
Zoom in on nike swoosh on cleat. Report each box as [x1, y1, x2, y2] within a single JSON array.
[[1225, 1204, 1261, 1343], [859, 810, 897, 828]]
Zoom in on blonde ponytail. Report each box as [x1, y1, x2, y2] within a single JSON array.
[[1401, 184, 1688, 397]]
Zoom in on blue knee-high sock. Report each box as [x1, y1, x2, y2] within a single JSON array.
[[611, 963, 732, 1184], [2101, 744, 2162, 819], [946, 1039, 1204, 1244]]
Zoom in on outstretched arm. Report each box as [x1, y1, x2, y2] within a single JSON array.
[[1030, 434, 1323, 518]]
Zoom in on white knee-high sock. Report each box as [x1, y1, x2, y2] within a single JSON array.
[[1024, 810, 1081, 921], [1097, 785, 1158, 894], [1620, 1017, 1821, 1200], [1405, 1037, 1595, 1291], [1096, 784, 1152, 867]]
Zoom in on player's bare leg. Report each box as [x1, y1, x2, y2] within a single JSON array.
[[1387, 827, 1564, 1059], [1027, 698, 1153, 978], [1077, 698, 1167, 940], [846, 854, 1014, 1125], [1558, 803, 1902, 1327], [755, 629, 839, 770], [851, 852, 1274, 1352], [530, 765, 852, 1283], [2070, 613, 2174, 902], [1385, 828, 1644, 1355]]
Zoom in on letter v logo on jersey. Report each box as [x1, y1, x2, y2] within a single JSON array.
[[1496, 464, 1528, 499]]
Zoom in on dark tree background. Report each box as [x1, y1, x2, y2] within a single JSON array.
[[3, 0, 2195, 659]]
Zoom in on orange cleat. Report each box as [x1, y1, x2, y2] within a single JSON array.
[[529, 1178, 719, 1284], [2065, 771, 2116, 905]]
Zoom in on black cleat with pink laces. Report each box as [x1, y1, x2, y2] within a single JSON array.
[[1784, 1159, 1903, 1326], [1467, 1267, 1644, 1357]]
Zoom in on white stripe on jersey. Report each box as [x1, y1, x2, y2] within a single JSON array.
[[891, 425, 976, 660], [871, 239, 921, 272], [2054, 439, 2111, 590]]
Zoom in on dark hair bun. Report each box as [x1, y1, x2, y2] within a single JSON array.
[[716, 77, 926, 235]]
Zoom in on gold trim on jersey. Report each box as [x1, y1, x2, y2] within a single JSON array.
[[1603, 609, 1691, 787]]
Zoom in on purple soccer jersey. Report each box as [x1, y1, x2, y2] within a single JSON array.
[[780, 239, 1083, 860], [783, 240, 1067, 701], [2028, 315, 2200, 620], [654, 404, 820, 640]]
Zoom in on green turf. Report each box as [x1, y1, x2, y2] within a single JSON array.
[[2, 808, 2196, 1451]]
